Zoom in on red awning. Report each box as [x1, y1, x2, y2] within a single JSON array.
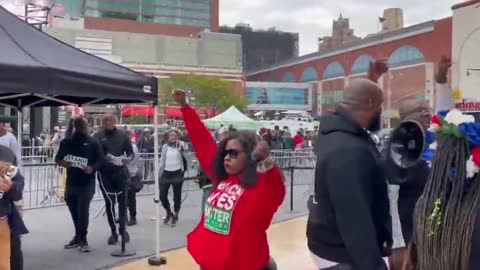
[[122, 106, 216, 118], [164, 107, 182, 118], [122, 106, 154, 117]]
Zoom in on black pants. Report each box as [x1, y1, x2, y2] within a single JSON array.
[[159, 181, 184, 213], [10, 234, 22, 270], [99, 179, 127, 235], [127, 189, 136, 219], [65, 185, 95, 243]]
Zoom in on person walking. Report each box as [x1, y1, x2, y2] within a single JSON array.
[[137, 128, 154, 180], [124, 129, 142, 226], [56, 117, 103, 252], [94, 114, 133, 245], [173, 89, 285, 270], [159, 130, 187, 227], [307, 60, 391, 270]]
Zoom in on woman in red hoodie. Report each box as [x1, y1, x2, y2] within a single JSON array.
[[172, 89, 286, 270]]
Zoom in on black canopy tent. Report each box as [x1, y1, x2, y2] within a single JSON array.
[[0, 6, 157, 107], [0, 6, 167, 262]]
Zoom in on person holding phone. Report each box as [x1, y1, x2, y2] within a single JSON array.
[[172, 88, 285, 270]]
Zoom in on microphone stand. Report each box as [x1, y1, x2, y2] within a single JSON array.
[[112, 183, 136, 257]]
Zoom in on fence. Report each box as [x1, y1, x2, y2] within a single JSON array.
[[19, 146, 316, 210]]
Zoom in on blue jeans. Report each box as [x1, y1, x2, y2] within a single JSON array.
[[201, 186, 212, 213]]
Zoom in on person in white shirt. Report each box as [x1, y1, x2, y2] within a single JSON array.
[[158, 130, 187, 227]]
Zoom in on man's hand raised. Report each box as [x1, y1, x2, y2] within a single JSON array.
[[368, 59, 389, 83], [436, 56, 452, 84]]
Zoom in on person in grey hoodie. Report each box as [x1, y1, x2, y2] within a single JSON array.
[[159, 130, 187, 227]]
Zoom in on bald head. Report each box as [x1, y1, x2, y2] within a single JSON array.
[[102, 113, 116, 131], [340, 78, 384, 132], [342, 79, 383, 110]]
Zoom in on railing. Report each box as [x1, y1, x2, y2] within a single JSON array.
[[21, 145, 55, 164], [19, 148, 316, 210]]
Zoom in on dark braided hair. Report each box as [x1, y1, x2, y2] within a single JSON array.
[[413, 134, 480, 270], [212, 130, 258, 188]]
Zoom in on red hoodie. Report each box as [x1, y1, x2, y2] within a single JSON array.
[[293, 134, 304, 148], [181, 105, 286, 270]]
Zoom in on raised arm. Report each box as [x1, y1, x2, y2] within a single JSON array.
[[173, 89, 217, 180], [435, 56, 454, 112]]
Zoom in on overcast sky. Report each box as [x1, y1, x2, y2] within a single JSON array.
[[220, 0, 460, 55]]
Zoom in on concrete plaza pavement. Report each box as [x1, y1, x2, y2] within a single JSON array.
[[21, 172, 404, 270], [21, 184, 312, 270]]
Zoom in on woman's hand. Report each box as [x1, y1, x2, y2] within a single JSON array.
[[254, 141, 270, 161], [172, 89, 187, 108]]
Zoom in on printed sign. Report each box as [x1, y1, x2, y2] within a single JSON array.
[[64, 155, 88, 169], [204, 182, 244, 235], [107, 153, 127, 166]]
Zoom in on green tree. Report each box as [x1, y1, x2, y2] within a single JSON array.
[[158, 74, 248, 113]]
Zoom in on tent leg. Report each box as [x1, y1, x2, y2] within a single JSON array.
[[17, 103, 22, 167], [148, 105, 167, 267]]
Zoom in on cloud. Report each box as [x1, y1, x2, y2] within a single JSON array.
[[220, 0, 459, 55]]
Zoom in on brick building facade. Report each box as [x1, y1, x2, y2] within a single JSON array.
[[247, 17, 452, 121]]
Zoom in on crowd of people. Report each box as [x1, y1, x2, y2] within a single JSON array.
[[0, 56, 470, 270]]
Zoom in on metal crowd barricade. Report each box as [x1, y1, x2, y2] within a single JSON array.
[[270, 148, 316, 211], [19, 147, 316, 210], [21, 145, 55, 164]]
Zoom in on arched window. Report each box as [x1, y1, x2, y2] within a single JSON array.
[[351, 54, 374, 74], [282, 72, 295, 82], [323, 62, 345, 79], [300, 67, 318, 82], [388, 45, 425, 68]]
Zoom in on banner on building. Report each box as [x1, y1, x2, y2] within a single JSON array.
[[245, 82, 312, 111]]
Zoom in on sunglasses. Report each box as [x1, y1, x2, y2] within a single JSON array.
[[224, 149, 244, 159]]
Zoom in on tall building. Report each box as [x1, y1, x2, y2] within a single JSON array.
[[381, 8, 404, 31], [220, 24, 299, 72], [318, 14, 360, 51], [50, 0, 219, 36]]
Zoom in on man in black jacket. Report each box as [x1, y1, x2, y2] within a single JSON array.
[[308, 60, 391, 270], [56, 117, 103, 252], [94, 114, 133, 245]]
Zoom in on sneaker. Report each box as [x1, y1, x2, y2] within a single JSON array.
[[79, 242, 92, 253], [171, 213, 179, 227], [163, 212, 173, 225], [127, 218, 137, 226], [64, 238, 79, 249], [107, 233, 118, 245]]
